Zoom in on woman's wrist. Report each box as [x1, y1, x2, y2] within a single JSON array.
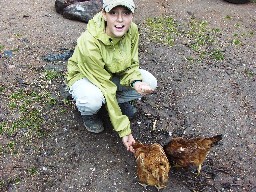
[[130, 80, 142, 88]]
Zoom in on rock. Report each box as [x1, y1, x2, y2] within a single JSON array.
[[55, 0, 103, 23], [222, 0, 250, 4], [42, 50, 74, 62], [3, 50, 13, 58], [55, 0, 89, 14]]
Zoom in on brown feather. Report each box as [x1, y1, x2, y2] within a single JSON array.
[[164, 134, 222, 174], [132, 142, 170, 190]]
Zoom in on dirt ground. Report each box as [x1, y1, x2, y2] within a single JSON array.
[[0, 0, 256, 191]]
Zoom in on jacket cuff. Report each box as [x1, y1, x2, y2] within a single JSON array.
[[118, 127, 132, 138], [130, 80, 142, 88]]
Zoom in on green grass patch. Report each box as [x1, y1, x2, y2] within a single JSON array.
[[0, 87, 57, 139], [145, 16, 178, 46], [244, 68, 255, 78], [232, 39, 241, 45], [0, 86, 4, 92], [28, 167, 38, 176], [0, 67, 73, 189], [44, 70, 62, 81], [0, 44, 4, 52], [7, 141, 15, 151], [225, 15, 232, 19], [0, 176, 21, 189], [142, 16, 224, 61], [210, 49, 225, 60], [14, 33, 22, 38], [234, 23, 240, 28]]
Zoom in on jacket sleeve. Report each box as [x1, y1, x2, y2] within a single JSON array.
[[119, 23, 142, 87], [74, 32, 131, 137]]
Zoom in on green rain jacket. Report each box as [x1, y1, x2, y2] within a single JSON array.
[[66, 12, 142, 138]]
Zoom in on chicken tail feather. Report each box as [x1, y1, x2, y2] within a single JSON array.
[[210, 134, 223, 144]]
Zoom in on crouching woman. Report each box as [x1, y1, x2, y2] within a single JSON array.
[[66, 0, 157, 153]]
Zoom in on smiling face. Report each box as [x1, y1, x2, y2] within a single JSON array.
[[102, 6, 133, 38]]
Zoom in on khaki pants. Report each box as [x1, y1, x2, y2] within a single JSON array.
[[69, 69, 157, 115]]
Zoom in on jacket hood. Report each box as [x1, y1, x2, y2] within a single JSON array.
[[87, 12, 126, 46]]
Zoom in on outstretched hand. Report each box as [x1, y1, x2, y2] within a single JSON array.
[[134, 81, 154, 95], [122, 134, 135, 153]]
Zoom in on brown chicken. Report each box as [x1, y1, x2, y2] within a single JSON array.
[[164, 134, 222, 175], [132, 142, 170, 190]]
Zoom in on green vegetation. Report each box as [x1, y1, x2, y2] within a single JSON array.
[[232, 39, 241, 45], [0, 66, 72, 189], [1, 88, 46, 138], [143, 16, 224, 61], [225, 15, 232, 19], [209, 49, 224, 60], [234, 23, 240, 28], [0, 177, 21, 189], [14, 33, 22, 38], [0, 44, 4, 52], [28, 167, 38, 176], [142, 14, 255, 63], [145, 16, 178, 46], [44, 69, 62, 81], [0, 67, 70, 158], [0, 86, 4, 92], [244, 68, 255, 78]]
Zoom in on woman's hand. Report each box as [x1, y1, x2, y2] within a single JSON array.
[[134, 81, 154, 95], [122, 134, 135, 153]]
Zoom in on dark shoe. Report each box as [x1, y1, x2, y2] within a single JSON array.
[[119, 101, 137, 119], [82, 115, 104, 133]]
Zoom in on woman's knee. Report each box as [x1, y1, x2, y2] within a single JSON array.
[[70, 78, 105, 115], [76, 96, 103, 115], [139, 69, 158, 90]]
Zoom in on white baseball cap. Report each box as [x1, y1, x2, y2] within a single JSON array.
[[103, 0, 135, 13]]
